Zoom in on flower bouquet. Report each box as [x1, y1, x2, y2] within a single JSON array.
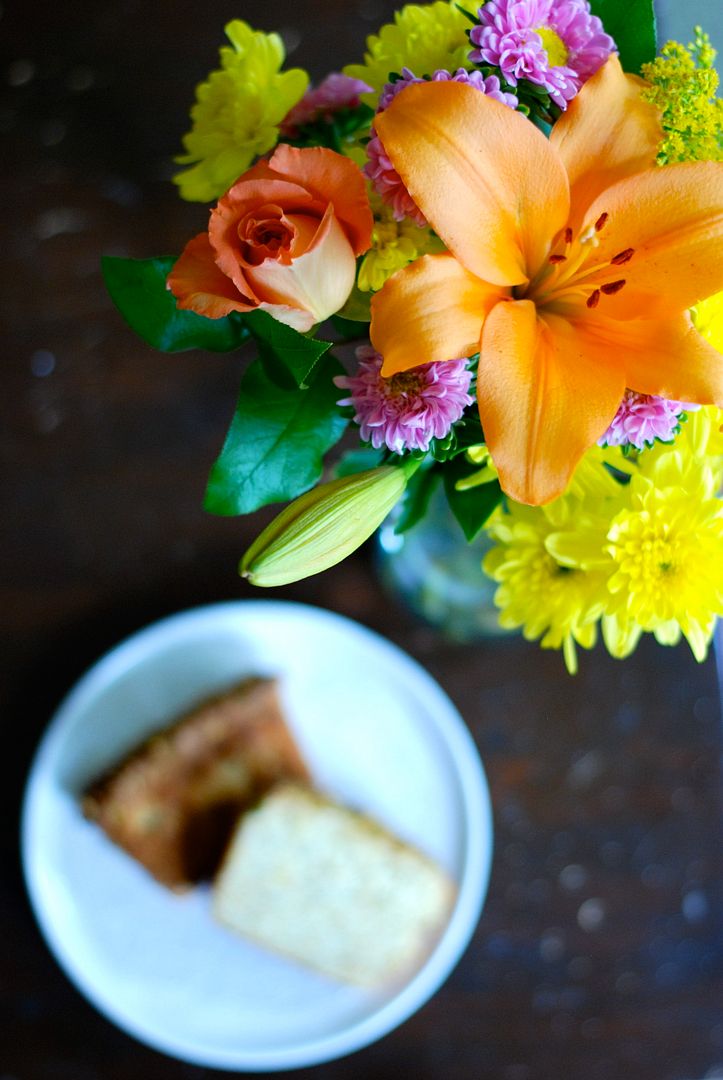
[[104, 0, 723, 672]]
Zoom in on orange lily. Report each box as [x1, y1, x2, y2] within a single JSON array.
[[369, 57, 723, 505]]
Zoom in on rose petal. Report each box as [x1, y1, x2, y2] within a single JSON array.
[[267, 144, 373, 255], [246, 204, 357, 326], [167, 232, 256, 317]]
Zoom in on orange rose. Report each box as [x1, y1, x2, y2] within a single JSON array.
[[167, 144, 373, 332]]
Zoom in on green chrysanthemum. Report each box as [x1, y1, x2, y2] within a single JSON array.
[[174, 20, 309, 202], [343, 1, 472, 108]]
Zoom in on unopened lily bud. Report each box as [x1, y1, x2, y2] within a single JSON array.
[[240, 462, 417, 586]]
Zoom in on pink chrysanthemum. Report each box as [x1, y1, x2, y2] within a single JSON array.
[[376, 66, 426, 111], [377, 66, 519, 110], [599, 391, 699, 450], [334, 345, 474, 454], [469, 0, 616, 110], [430, 66, 519, 107], [365, 67, 518, 225], [280, 73, 372, 135], [365, 128, 428, 225]]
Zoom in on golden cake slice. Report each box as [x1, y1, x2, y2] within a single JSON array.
[[83, 678, 308, 889], [213, 784, 456, 985]]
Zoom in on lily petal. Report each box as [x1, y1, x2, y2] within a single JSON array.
[[374, 81, 570, 286], [167, 233, 256, 317], [550, 56, 661, 232], [370, 253, 505, 376], [478, 300, 625, 505], [267, 144, 373, 255], [583, 311, 723, 404], [581, 162, 723, 320]]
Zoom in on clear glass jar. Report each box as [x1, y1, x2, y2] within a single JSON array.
[[376, 484, 511, 641]]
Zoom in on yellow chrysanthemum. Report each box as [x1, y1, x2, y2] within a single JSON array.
[[603, 454, 723, 661], [357, 194, 444, 292], [692, 290, 723, 354], [635, 403, 723, 493], [483, 407, 723, 669], [684, 404, 723, 468], [546, 437, 723, 663], [641, 29, 723, 164], [174, 21, 309, 202], [484, 498, 607, 674], [343, 2, 472, 108]]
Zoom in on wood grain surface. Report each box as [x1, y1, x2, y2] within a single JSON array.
[[2, 2, 722, 1078]]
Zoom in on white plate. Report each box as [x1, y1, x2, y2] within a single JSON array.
[[21, 600, 493, 1071]]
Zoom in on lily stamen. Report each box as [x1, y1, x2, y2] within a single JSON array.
[[535, 231, 609, 304], [600, 279, 627, 295]]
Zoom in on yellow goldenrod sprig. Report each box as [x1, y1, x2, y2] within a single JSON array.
[[641, 28, 723, 164]]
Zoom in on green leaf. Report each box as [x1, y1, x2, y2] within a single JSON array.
[[285, 103, 374, 151], [204, 353, 348, 516], [395, 465, 441, 534], [588, 0, 657, 73], [443, 458, 503, 541], [102, 256, 337, 383], [337, 285, 371, 322], [330, 314, 369, 342], [102, 255, 249, 353], [455, 4, 480, 26], [430, 415, 485, 461], [243, 309, 332, 389], [513, 81, 557, 126], [334, 447, 385, 478]]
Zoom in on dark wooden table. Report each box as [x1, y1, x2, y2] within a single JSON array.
[[2, 2, 723, 1078]]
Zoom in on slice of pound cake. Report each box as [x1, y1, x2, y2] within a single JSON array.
[[83, 678, 308, 888], [213, 784, 456, 986]]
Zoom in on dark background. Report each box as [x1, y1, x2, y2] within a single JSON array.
[[2, 2, 723, 1078]]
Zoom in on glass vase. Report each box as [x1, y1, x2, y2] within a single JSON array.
[[376, 484, 510, 641]]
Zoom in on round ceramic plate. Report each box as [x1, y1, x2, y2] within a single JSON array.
[[22, 601, 493, 1071]]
